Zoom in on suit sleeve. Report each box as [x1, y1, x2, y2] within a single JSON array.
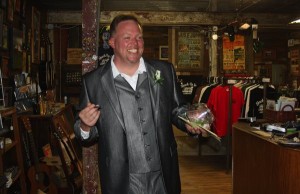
[[74, 76, 99, 146]]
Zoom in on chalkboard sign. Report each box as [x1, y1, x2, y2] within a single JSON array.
[[177, 31, 204, 69]]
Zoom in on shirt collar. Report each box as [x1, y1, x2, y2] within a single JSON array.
[[111, 55, 146, 78]]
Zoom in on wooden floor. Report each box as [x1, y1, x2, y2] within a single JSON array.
[[179, 155, 232, 194]]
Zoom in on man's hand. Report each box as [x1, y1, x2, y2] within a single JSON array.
[[185, 124, 208, 137], [79, 102, 101, 132]]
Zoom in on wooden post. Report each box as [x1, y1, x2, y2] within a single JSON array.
[[82, 0, 101, 193]]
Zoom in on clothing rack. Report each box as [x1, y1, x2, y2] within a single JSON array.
[[225, 77, 270, 171]]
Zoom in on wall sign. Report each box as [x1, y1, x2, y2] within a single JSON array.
[[177, 31, 204, 70], [223, 34, 245, 71]]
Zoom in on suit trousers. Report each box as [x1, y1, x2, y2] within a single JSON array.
[[128, 170, 167, 194]]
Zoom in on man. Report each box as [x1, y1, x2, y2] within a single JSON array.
[[74, 14, 206, 194]]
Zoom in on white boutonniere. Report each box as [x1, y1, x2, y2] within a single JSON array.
[[154, 70, 164, 85]]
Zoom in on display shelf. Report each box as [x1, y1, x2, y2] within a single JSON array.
[[0, 107, 27, 194]]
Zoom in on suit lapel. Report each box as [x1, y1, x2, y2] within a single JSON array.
[[100, 64, 125, 130], [146, 63, 160, 126]]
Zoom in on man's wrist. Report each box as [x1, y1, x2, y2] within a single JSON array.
[[80, 121, 91, 132]]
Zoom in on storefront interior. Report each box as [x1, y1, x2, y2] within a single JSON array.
[[0, 0, 300, 193]]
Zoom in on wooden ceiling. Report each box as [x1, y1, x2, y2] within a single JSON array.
[[33, 0, 300, 15]]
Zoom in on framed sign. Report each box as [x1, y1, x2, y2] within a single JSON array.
[[222, 35, 245, 71], [159, 46, 168, 60], [31, 7, 40, 64], [176, 30, 204, 70]]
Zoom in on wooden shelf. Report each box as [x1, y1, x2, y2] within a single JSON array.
[[2, 142, 17, 153], [0, 107, 27, 194]]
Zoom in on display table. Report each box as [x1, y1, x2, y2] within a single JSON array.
[[232, 122, 300, 194]]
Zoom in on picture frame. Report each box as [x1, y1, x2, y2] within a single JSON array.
[[159, 46, 168, 60], [176, 29, 204, 71], [31, 6, 40, 64]]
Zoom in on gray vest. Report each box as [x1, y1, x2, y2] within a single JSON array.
[[114, 73, 161, 173]]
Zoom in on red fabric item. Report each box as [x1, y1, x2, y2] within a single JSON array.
[[207, 85, 244, 137]]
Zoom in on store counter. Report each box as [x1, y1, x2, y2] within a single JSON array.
[[232, 122, 300, 194]]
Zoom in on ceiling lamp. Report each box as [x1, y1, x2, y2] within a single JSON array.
[[239, 23, 251, 30], [239, 18, 258, 30], [211, 26, 218, 40], [289, 18, 300, 24], [212, 33, 218, 40]]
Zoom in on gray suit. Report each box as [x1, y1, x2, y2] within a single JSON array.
[[74, 59, 189, 194]]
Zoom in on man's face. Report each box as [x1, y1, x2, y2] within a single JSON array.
[[109, 20, 144, 67]]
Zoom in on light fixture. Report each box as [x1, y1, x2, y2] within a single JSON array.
[[289, 18, 300, 24], [211, 26, 218, 40], [239, 18, 258, 30], [212, 33, 218, 40], [239, 23, 250, 30]]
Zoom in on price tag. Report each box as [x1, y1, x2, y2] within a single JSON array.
[[227, 79, 236, 84], [262, 78, 270, 83]]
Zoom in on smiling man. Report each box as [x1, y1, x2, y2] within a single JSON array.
[[74, 14, 206, 194]]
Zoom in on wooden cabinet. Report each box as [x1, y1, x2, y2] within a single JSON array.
[[232, 122, 300, 194], [0, 107, 27, 194]]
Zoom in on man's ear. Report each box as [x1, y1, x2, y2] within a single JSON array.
[[108, 38, 115, 48]]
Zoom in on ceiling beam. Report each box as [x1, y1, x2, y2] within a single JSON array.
[[47, 10, 299, 29]]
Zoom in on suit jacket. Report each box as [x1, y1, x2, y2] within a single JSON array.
[[74, 59, 188, 194]]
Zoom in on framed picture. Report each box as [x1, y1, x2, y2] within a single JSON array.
[[159, 46, 168, 60], [177, 30, 204, 70], [31, 7, 40, 64]]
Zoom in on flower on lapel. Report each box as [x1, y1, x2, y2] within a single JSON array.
[[154, 70, 164, 85]]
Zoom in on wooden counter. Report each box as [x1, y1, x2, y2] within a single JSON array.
[[232, 122, 300, 194]]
